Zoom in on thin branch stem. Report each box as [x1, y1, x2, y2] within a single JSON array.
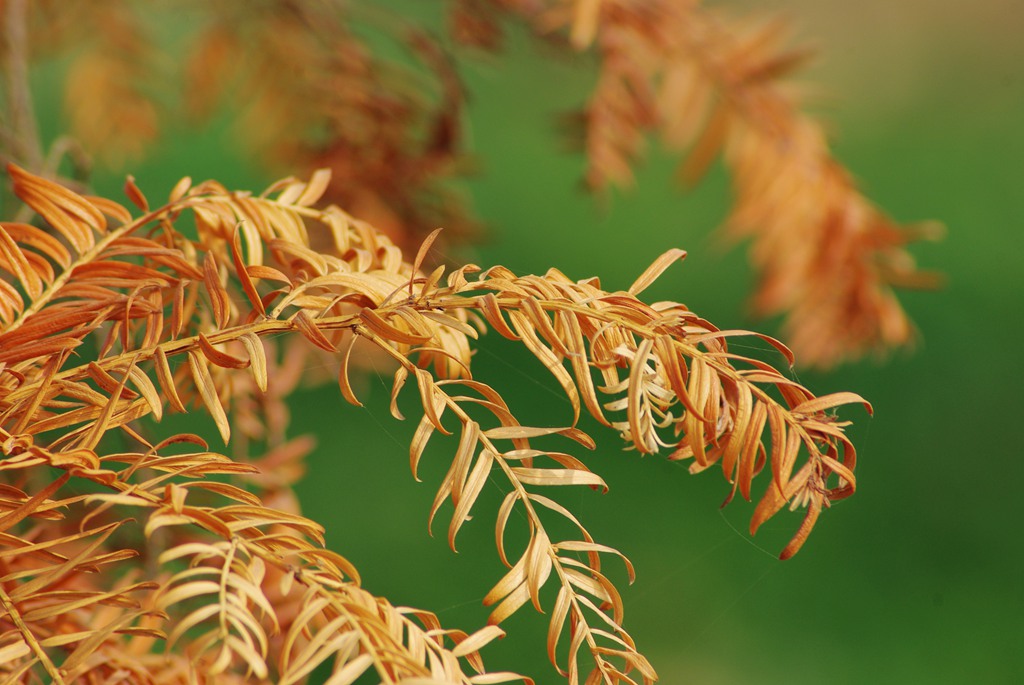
[[2, 0, 42, 170]]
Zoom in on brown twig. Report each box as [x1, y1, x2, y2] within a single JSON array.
[[2, 0, 43, 171]]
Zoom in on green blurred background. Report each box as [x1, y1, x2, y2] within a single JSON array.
[[30, 0, 1024, 682]]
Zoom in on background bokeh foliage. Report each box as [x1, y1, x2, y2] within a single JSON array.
[[20, 0, 1024, 682]]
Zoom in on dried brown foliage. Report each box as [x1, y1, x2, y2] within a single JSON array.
[[454, 0, 941, 366], [0, 163, 868, 682], [1, 0, 936, 367], [0, 1, 921, 680], [182, 1, 475, 249]]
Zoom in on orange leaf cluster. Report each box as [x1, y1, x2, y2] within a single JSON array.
[[0, 167, 527, 684], [460, 0, 940, 366], [0, 162, 869, 682], [184, 2, 476, 249]]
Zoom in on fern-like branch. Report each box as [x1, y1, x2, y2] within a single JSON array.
[[481, 0, 939, 366], [0, 165, 866, 682]]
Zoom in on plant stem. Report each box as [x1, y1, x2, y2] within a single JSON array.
[[3, 0, 43, 171]]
